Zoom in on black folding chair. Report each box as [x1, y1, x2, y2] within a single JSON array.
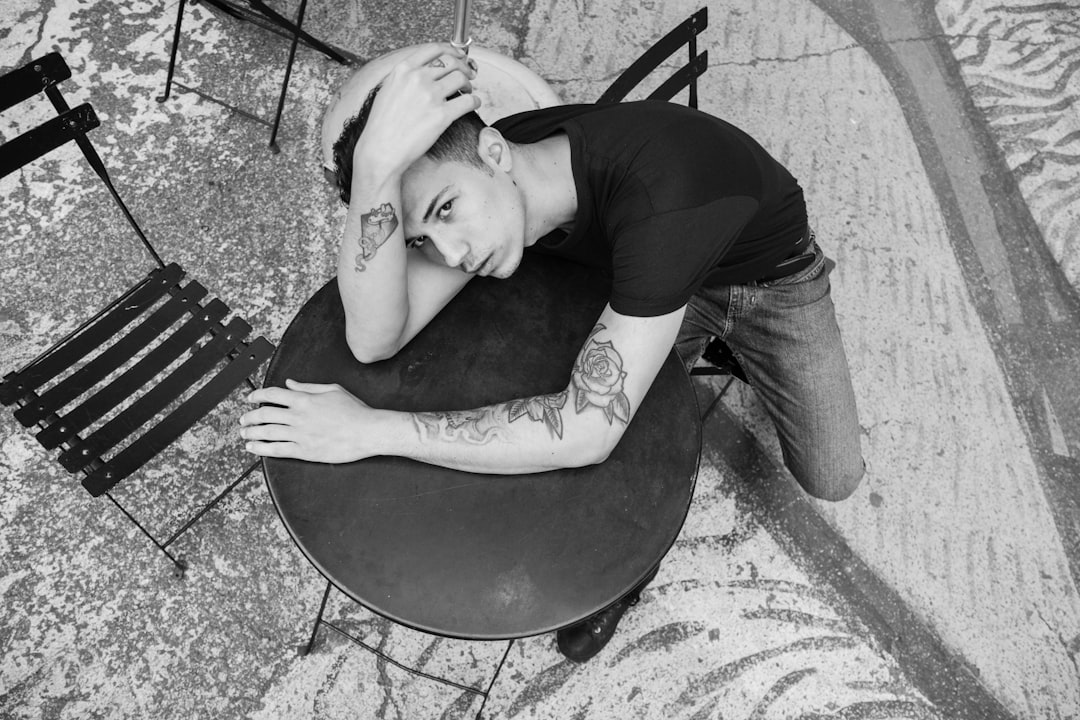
[[596, 6, 709, 108], [0, 52, 275, 574], [157, 0, 355, 152], [596, 7, 743, 420]]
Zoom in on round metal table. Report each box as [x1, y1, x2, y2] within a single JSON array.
[[263, 252, 700, 640]]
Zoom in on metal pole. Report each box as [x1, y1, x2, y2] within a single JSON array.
[[451, 0, 472, 53]]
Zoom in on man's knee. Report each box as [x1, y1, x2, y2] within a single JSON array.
[[790, 456, 865, 502]]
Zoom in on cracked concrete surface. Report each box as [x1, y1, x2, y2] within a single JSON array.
[[2, 0, 1080, 718]]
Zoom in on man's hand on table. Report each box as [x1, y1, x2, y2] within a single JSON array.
[[239, 379, 384, 463]]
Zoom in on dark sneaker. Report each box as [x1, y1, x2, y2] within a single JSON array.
[[556, 566, 659, 663]]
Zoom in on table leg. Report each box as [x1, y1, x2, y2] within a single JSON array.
[[302, 580, 332, 656], [474, 639, 514, 719]]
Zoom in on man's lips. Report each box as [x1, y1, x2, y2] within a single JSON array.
[[468, 254, 492, 274]]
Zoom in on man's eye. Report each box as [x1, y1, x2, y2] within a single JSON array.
[[436, 200, 453, 219]]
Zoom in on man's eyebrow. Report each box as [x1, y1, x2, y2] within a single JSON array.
[[423, 186, 453, 223]]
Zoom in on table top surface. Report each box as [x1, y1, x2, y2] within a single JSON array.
[[263, 252, 700, 640]]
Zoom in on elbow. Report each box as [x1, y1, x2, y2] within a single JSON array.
[[345, 331, 401, 365], [568, 431, 621, 468], [352, 348, 394, 365], [341, 302, 407, 364], [582, 446, 613, 467]]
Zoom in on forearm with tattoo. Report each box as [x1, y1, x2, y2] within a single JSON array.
[[410, 324, 632, 448], [412, 407, 508, 445], [570, 324, 631, 425], [353, 202, 399, 272], [508, 391, 569, 439]]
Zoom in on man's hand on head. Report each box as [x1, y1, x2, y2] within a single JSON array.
[[354, 43, 481, 181]]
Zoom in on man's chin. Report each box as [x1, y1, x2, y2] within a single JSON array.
[[491, 258, 520, 280]]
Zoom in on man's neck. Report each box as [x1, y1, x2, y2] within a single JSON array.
[[511, 133, 577, 245]]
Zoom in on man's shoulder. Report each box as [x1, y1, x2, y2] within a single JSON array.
[[493, 101, 703, 142], [493, 104, 595, 142]]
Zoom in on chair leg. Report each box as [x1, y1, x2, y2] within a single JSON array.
[[156, 0, 351, 151], [302, 580, 332, 656], [474, 639, 514, 720], [157, 0, 188, 104], [249, 0, 350, 64], [699, 376, 736, 423], [99, 459, 260, 577], [161, 459, 262, 549], [105, 491, 188, 576], [40, 85, 166, 268], [268, 0, 307, 153]]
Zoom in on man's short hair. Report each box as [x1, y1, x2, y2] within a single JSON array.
[[331, 85, 490, 205]]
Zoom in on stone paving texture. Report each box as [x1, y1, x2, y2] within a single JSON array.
[[1, 1, 1079, 719]]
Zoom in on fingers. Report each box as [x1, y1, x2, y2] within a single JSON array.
[[240, 422, 295, 442], [405, 42, 469, 68], [246, 381, 341, 408], [284, 378, 340, 394], [246, 385, 302, 407], [425, 54, 476, 78], [244, 439, 300, 458], [392, 44, 476, 99], [238, 404, 291, 427], [425, 54, 476, 80], [422, 53, 476, 103], [445, 90, 482, 118], [434, 70, 474, 100]]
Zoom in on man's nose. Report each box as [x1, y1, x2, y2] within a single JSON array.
[[434, 238, 468, 269]]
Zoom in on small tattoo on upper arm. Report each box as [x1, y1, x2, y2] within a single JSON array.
[[571, 324, 631, 425], [353, 203, 399, 272]]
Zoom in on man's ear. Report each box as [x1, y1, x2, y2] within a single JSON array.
[[477, 127, 513, 173]]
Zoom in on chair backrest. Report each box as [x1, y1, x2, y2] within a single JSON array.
[[0, 51, 72, 114], [0, 52, 164, 266], [596, 7, 709, 107], [0, 53, 274, 498]]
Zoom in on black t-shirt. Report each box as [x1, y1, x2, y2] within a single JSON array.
[[493, 101, 807, 317]]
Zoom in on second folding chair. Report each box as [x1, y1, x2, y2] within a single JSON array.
[[0, 52, 275, 574]]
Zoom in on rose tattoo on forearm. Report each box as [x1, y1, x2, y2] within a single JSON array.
[[410, 325, 630, 451], [571, 324, 631, 425], [353, 203, 399, 272], [501, 323, 633, 441]]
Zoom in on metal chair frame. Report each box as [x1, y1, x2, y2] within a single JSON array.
[[157, 0, 355, 152], [0, 52, 274, 574], [596, 6, 709, 108]]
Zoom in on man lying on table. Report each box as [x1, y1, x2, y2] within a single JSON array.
[[239, 43, 864, 663]]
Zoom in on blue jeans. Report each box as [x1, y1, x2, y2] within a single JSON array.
[[675, 233, 864, 501]]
